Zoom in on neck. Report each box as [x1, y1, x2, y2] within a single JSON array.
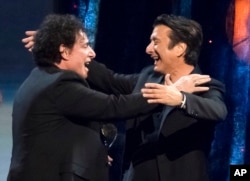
[[54, 60, 66, 70], [169, 63, 195, 83]]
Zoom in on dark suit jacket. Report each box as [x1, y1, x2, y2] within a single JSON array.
[[87, 61, 227, 181], [7, 65, 155, 181], [124, 66, 227, 181]]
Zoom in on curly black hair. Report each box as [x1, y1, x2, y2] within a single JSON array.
[[32, 14, 85, 66]]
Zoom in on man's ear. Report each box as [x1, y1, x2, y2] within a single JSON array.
[[59, 44, 68, 60], [176, 42, 187, 57]]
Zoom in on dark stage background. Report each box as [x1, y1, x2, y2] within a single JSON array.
[[0, 0, 249, 181]]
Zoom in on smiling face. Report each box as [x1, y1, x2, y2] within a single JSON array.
[[58, 30, 96, 78], [145, 25, 185, 74]]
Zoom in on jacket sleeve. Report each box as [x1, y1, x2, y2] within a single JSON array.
[[86, 60, 138, 95], [183, 78, 227, 121], [51, 72, 157, 121]]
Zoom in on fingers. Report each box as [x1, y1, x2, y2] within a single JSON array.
[[22, 36, 32, 43], [141, 86, 162, 100], [193, 75, 211, 81], [23, 41, 34, 52], [22, 32, 35, 51], [144, 83, 165, 89], [25, 30, 37, 36], [194, 77, 211, 86], [141, 86, 165, 104], [164, 74, 172, 85], [193, 87, 209, 92], [24, 41, 34, 48], [188, 74, 211, 86], [141, 91, 161, 99], [147, 98, 164, 104], [22, 31, 36, 43], [189, 74, 210, 79], [142, 84, 164, 96]]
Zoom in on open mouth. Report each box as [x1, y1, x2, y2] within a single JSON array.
[[153, 57, 160, 61], [151, 54, 160, 61], [84, 61, 90, 67]]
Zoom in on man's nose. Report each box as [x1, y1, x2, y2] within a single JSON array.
[[89, 47, 96, 58], [145, 42, 153, 54]]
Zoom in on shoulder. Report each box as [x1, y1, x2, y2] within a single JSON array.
[[37, 66, 89, 87], [208, 78, 225, 92], [140, 65, 154, 74], [193, 66, 225, 92], [57, 70, 89, 86], [195, 77, 226, 95]]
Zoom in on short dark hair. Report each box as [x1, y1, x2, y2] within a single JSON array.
[[32, 14, 85, 66], [153, 14, 203, 65]]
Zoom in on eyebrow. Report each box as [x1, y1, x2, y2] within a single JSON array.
[[151, 36, 159, 41], [79, 37, 88, 43]]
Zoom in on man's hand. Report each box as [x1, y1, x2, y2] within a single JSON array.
[[22, 31, 37, 52], [172, 74, 211, 93], [141, 83, 183, 106], [141, 74, 211, 105]]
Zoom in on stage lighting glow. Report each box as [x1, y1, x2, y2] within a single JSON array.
[[227, 0, 250, 63], [79, 0, 100, 47]]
